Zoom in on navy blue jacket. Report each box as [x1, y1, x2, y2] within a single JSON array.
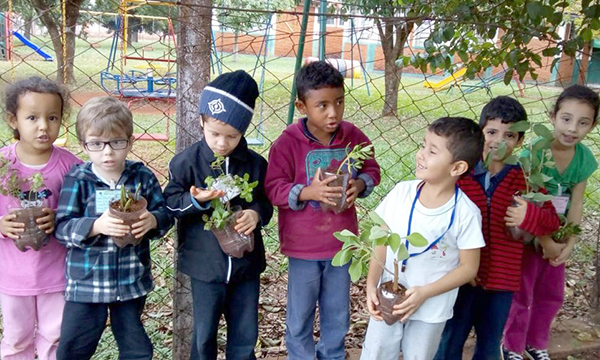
[[163, 138, 273, 283]]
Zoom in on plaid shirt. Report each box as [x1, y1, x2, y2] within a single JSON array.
[[55, 161, 172, 303]]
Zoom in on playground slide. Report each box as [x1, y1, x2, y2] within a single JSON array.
[[424, 67, 467, 90], [12, 32, 53, 61]]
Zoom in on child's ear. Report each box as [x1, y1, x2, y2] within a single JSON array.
[[6, 113, 17, 130], [295, 99, 307, 115], [450, 160, 469, 178]]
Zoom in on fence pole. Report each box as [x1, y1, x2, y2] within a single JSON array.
[[173, 0, 212, 358], [286, 0, 311, 125], [318, 0, 326, 60]]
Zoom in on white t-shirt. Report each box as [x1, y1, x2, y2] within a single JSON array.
[[377, 180, 485, 323]]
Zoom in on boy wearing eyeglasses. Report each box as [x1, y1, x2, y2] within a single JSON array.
[[54, 96, 173, 360]]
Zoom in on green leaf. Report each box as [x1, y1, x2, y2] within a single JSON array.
[[407, 232, 428, 247], [369, 212, 387, 227], [527, 2, 542, 20], [369, 226, 388, 241], [333, 229, 358, 243], [529, 173, 545, 188], [375, 234, 388, 247], [331, 250, 347, 267], [388, 233, 401, 253], [509, 120, 530, 132], [541, 174, 553, 183], [582, 28, 593, 42], [533, 138, 551, 152], [504, 155, 519, 165], [530, 192, 554, 202], [397, 244, 409, 261], [349, 258, 362, 282], [495, 141, 508, 159], [503, 69, 513, 85], [533, 124, 554, 140], [520, 156, 531, 173]]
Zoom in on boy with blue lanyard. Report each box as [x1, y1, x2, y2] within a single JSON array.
[[360, 117, 486, 360]]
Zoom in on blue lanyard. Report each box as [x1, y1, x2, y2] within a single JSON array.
[[402, 183, 459, 272]]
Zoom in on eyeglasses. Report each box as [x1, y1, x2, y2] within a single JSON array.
[[83, 139, 129, 152]]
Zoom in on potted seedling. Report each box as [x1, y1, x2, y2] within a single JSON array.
[[108, 183, 147, 248], [332, 212, 427, 325], [485, 121, 555, 243], [0, 153, 49, 252], [202, 155, 259, 258], [320, 143, 374, 214]]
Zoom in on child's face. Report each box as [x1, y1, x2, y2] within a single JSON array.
[[295, 87, 344, 141], [416, 130, 462, 183], [7, 92, 62, 154], [481, 118, 523, 162], [202, 116, 242, 157], [82, 130, 132, 180], [551, 99, 596, 148]]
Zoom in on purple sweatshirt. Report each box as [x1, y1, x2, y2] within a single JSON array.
[[265, 119, 380, 260]]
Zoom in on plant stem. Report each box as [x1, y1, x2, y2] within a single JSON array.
[[393, 261, 399, 293]]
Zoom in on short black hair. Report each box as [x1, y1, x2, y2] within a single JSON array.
[[552, 84, 600, 123], [295, 60, 344, 102], [428, 117, 484, 176], [479, 96, 527, 140]]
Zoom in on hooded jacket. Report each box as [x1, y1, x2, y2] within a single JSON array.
[[163, 138, 273, 284], [55, 161, 173, 303], [265, 119, 381, 260]]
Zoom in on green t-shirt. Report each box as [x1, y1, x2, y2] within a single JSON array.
[[521, 138, 598, 213]]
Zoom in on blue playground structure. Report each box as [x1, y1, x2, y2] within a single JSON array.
[[12, 31, 53, 61], [100, 15, 177, 101]]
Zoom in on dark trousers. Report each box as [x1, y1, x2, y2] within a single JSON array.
[[57, 297, 152, 360], [189, 276, 260, 360], [434, 285, 513, 360]]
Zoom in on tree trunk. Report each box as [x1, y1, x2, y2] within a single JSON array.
[[376, 17, 412, 117], [577, 41, 592, 85], [173, 1, 212, 358], [233, 29, 239, 62], [29, 0, 82, 84], [23, 16, 32, 40], [128, 15, 140, 46]]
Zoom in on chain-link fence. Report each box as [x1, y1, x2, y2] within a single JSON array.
[[0, 0, 599, 358]]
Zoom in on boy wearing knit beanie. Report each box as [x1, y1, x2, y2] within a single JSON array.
[[164, 70, 273, 360]]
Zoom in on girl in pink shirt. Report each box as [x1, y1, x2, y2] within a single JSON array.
[[0, 77, 82, 360]]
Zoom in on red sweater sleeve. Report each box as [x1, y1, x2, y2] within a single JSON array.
[[264, 136, 297, 210], [520, 190, 561, 237]]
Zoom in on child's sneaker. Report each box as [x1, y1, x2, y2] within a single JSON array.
[[524, 346, 551, 360], [501, 346, 524, 360]]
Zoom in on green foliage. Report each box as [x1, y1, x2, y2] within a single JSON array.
[[0, 151, 45, 202], [336, 143, 374, 175], [215, 0, 296, 34], [332, 212, 427, 283], [508, 121, 555, 202], [552, 219, 582, 243], [115, 183, 143, 212], [202, 155, 259, 230]]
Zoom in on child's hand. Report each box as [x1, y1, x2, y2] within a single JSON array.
[[234, 210, 260, 235], [190, 185, 225, 203], [300, 168, 343, 206], [0, 214, 24, 239], [539, 236, 567, 260], [393, 286, 431, 322], [504, 197, 528, 227], [131, 211, 158, 239], [346, 179, 366, 208], [366, 285, 383, 321], [548, 242, 574, 267], [92, 210, 130, 238], [36, 208, 55, 235]]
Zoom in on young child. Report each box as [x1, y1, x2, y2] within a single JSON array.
[[0, 77, 82, 360], [502, 85, 599, 360], [54, 97, 172, 360], [434, 97, 560, 360], [265, 60, 381, 360], [360, 117, 485, 360], [163, 70, 273, 360]]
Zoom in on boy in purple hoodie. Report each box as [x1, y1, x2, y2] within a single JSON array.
[[265, 61, 380, 360]]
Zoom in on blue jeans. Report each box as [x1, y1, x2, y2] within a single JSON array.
[[189, 276, 260, 360], [286, 258, 350, 360], [434, 285, 513, 360], [57, 297, 152, 360]]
